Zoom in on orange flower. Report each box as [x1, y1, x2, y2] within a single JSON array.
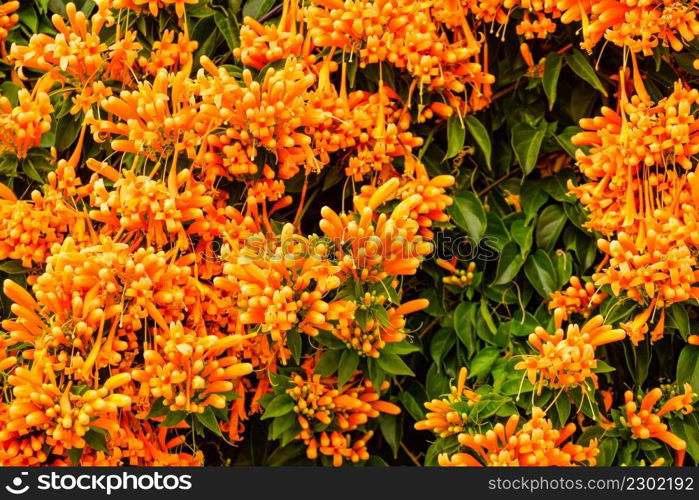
[[5, 358, 131, 453], [571, 81, 699, 343], [132, 322, 252, 414], [415, 367, 481, 437], [515, 315, 625, 393], [622, 384, 695, 450], [582, 0, 699, 55], [548, 276, 607, 328], [0, 89, 53, 158], [441, 407, 599, 466], [139, 30, 198, 76], [0, 1, 18, 57]]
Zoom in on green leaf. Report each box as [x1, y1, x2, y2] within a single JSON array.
[[509, 310, 538, 337], [554, 395, 571, 427], [287, 330, 302, 364], [564, 50, 607, 96], [21, 158, 44, 184], [379, 413, 402, 459], [0, 261, 28, 274], [67, 446, 84, 465], [445, 114, 466, 159], [510, 219, 533, 256], [55, 113, 82, 152], [555, 126, 583, 158], [424, 437, 460, 466], [667, 304, 690, 340], [159, 410, 187, 427], [523, 249, 557, 298], [681, 414, 699, 463], [453, 302, 477, 356], [146, 398, 169, 418], [18, 3, 39, 33], [552, 250, 573, 289], [376, 352, 415, 376], [468, 346, 500, 379], [480, 297, 497, 335], [521, 181, 548, 223], [314, 330, 346, 349], [338, 349, 359, 387], [543, 52, 563, 110], [315, 349, 341, 376], [367, 358, 386, 391], [242, 0, 276, 18], [261, 394, 295, 420], [382, 340, 421, 355], [430, 328, 455, 368], [593, 360, 616, 373], [677, 346, 699, 390], [196, 406, 223, 437], [596, 438, 618, 466], [535, 205, 566, 252], [511, 121, 546, 175], [493, 241, 524, 285], [214, 11, 240, 51], [270, 411, 298, 440], [0, 82, 20, 106], [398, 390, 425, 422], [449, 191, 486, 243], [464, 115, 491, 167], [84, 429, 109, 453]]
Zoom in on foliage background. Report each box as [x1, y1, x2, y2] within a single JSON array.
[[1, 0, 698, 466]]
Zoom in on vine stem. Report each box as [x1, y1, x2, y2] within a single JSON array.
[[476, 167, 521, 197], [400, 441, 422, 467], [259, 4, 283, 23]]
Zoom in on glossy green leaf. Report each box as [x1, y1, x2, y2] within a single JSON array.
[[445, 114, 466, 159], [464, 115, 491, 167], [523, 250, 558, 298], [468, 347, 500, 379], [564, 50, 607, 96], [493, 241, 525, 285], [535, 205, 566, 252], [214, 11, 240, 51], [261, 394, 295, 420], [377, 352, 415, 376], [511, 121, 546, 175], [338, 349, 359, 387], [449, 191, 486, 243], [543, 52, 563, 110]]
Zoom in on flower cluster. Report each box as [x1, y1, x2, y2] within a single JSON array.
[[570, 81, 699, 343], [437, 407, 599, 466], [414, 368, 481, 437], [621, 384, 695, 451], [515, 315, 625, 393], [549, 276, 607, 328]]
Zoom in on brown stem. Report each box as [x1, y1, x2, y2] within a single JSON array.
[[259, 4, 283, 23], [418, 318, 439, 339], [476, 167, 521, 197], [400, 441, 422, 467]]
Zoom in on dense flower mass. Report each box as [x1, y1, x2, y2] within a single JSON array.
[[0, 0, 697, 468], [438, 407, 600, 466], [515, 315, 625, 393]]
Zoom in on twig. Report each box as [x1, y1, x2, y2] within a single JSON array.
[[400, 441, 422, 467], [259, 4, 283, 23], [418, 318, 438, 339], [556, 43, 573, 55], [491, 81, 519, 101], [476, 167, 521, 197]]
